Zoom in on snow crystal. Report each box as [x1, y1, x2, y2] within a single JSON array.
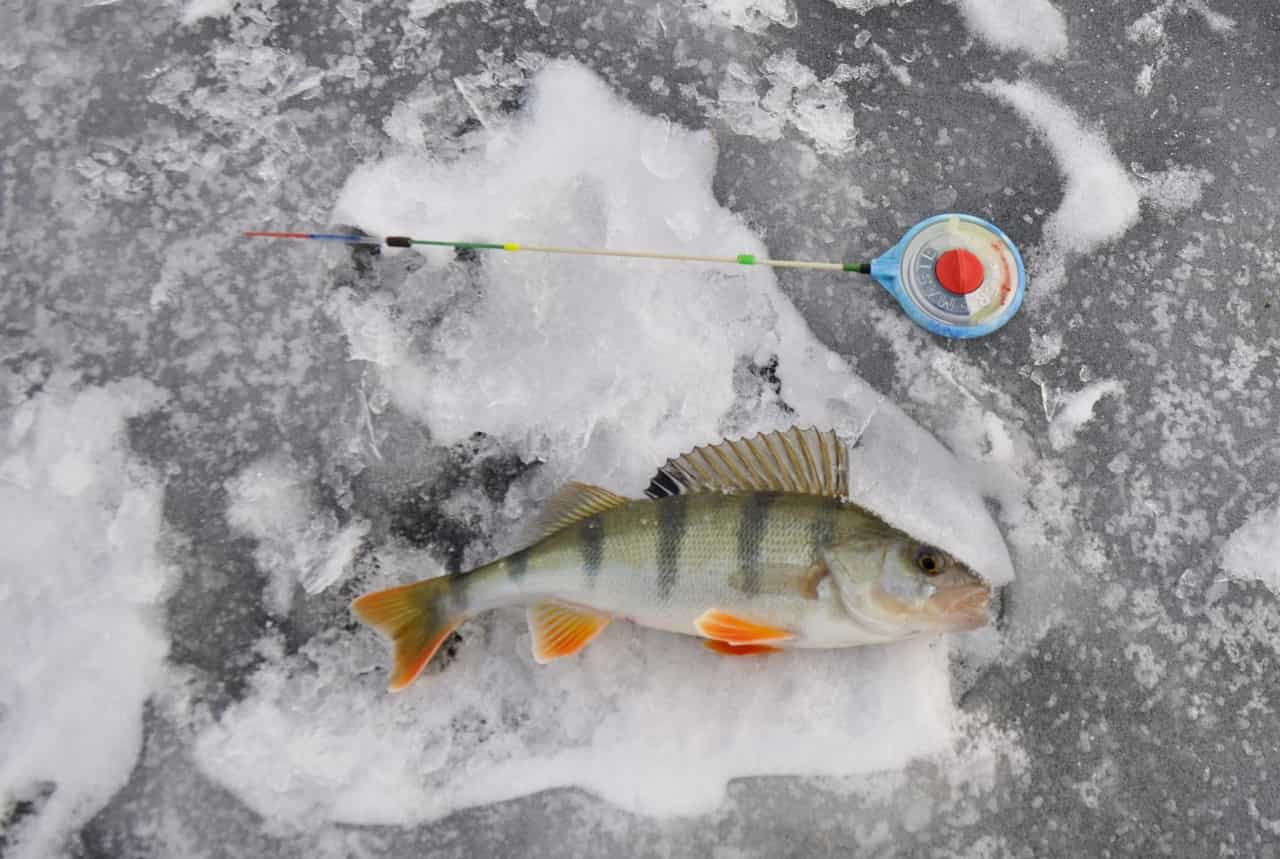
[[0, 377, 172, 859], [954, 0, 1069, 63], [979, 79, 1140, 297], [193, 60, 1016, 829], [225, 454, 369, 614]]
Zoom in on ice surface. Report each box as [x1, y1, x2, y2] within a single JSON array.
[[225, 454, 370, 614], [190, 59, 1017, 829], [14, 0, 1280, 852], [954, 0, 1068, 62], [0, 377, 171, 859]]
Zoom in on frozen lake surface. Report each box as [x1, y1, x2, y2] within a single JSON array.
[[3, 0, 1280, 856]]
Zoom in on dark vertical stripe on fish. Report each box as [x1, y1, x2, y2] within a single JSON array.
[[808, 502, 836, 564], [581, 517, 604, 584], [738, 493, 775, 596], [506, 549, 529, 582], [656, 495, 688, 601]]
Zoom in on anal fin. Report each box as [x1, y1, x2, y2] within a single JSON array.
[[704, 640, 784, 656], [527, 602, 611, 664], [694, 609, 795, 645]]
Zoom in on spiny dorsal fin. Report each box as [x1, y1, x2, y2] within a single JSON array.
[[522, 481, 629, 544], [645, 427, 848, 500]]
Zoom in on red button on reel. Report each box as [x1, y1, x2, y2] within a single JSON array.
[[934, 248, 985, 295]]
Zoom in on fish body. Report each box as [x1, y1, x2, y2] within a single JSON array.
[[354, 428, 992, 691]]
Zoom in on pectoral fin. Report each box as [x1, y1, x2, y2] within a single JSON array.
[[527, 602, 611, 663], [694, 609, 795, 645]]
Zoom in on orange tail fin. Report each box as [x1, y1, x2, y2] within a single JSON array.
[[351, 577, 461, 691]]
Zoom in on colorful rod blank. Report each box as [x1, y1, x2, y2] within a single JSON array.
[[243, 231, 872, 274]]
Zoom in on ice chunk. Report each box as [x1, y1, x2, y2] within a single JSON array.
[[225, 453, 369, 614], [1222, 503, 1280, 593], [1047, 380, 1124, 450], [713, 53, 859, 154], [0, 377, 171, 859], [192, 60, 1017, 828], [179, 0, 236, 25], [701, 0, 798, 33], [954, 0, 1068, 62]]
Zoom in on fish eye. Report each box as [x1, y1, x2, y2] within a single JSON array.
[[915, 547, 943, 576]]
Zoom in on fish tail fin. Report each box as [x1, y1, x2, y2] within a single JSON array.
[[351, 576, 463, 692]]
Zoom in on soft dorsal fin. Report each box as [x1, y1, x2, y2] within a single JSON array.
[[645, 427, 848, 500], [522, 481, 629, 544]]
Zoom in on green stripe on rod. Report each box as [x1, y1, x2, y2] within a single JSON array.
[[737, 254, 755, 265]]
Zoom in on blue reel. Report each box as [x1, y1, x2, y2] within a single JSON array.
[[870, 214, 1026, 339]]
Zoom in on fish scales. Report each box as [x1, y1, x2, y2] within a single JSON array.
[[490, 494, 853, 626]]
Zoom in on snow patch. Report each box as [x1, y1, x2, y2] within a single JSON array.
[[225, 454, 369, 615], [193, 60, 1016, 829], [979, 79, 1140, 297], [1134, 163, 1213, 215], [0, 377, 172, 859], [954, 0, 1068, 63]]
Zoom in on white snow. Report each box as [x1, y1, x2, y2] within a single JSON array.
[[0, 377, 172, 859], [1221, 503, 1280, 592], [193, 60, 1017, 829], [1047, 380, 1125, 450], [225, 454, 369, 615], [953, 0, 1068, 63], [979, 79, 1141, 297]]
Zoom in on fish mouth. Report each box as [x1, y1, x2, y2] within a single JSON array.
[[928, 584, 992, 630]]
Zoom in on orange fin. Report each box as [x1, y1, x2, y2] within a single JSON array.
[[351, 577, 462, 692], [704, 640, 784, 656], [527, 602, 611, 664], [694, 609, 795, 645]]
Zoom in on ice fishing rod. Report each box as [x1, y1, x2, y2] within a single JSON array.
[[244, 213, 1026, 338]]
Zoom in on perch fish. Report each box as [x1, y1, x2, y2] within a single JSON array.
[[353, 427, 993, 690]]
